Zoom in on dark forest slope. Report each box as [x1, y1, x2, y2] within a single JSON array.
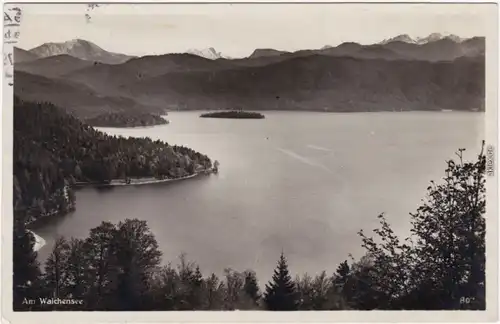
[[14, 71, 164, 118], [127, 55, 484, 112], [15, 54, 94, 78]]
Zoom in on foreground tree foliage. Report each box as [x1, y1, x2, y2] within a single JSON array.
[[352, 144, 487, 310], [13, 96, 486, 311], [40, 220, 162, 310], [15, 220, 268, 311]]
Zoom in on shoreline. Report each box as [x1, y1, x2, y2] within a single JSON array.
[[168, 109, 484, 114], [75, 170, 213, 188], [88, 114, 169, 129], [108, 172, 202, 186], [30, 169, 217, 252], [94, 121, 170, 130], [27, 230, 46, 252]]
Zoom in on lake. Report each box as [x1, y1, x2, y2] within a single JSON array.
[[35, 111, 484, 282]]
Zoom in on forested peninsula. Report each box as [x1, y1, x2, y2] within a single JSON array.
[[13, 97, 212, 224], [85, 112, 168, 128]]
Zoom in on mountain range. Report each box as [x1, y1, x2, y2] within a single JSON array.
[[186, 47, 228, 60], [16, 39, 135, 64], [14, 33, 485, 119]]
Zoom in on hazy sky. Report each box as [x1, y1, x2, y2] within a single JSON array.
[[17, 3, 494, 58]]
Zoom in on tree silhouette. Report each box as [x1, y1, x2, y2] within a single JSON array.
[[110, 219, 162, 310], [13, 209, 42, 310], [44, 237, 70, 309], [356, 143, 487, 310], [83, 221, 117, 309], [243, 270, 260, 306], [333, 260, 350, 290], [264, 252, 298, 310]]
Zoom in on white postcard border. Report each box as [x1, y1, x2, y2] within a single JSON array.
[[1, 1, 498, 323]]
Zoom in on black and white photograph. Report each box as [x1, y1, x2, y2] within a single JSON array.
[[2, 1, 498, 321]]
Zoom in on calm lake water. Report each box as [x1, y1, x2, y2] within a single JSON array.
[[36, 111, 484, 281]]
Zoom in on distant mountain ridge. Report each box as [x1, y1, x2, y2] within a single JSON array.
[[242, 34, 483, 62], [124, 54, 484, 113], [14, 33, 485, 118], [14, 70, 164, 119], [20, 33, 483, 63], [15, 54, 94, 78], [28, 39, 134, 64]]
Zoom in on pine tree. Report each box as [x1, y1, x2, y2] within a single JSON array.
[[243, 270, 260, 305], [264, 252, 298, 310], [188, 265, 204, 309]]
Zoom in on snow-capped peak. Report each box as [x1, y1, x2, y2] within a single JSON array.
[[443, 34, 464, 43], [380, 33, 464, 45], [419, 33, 443, 43], [379, 34, 416, 45], [30, 39, 101, 57], [186, 47, 227, 60], [415, 33, 464, 44], [391, 34, 415, 43]]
